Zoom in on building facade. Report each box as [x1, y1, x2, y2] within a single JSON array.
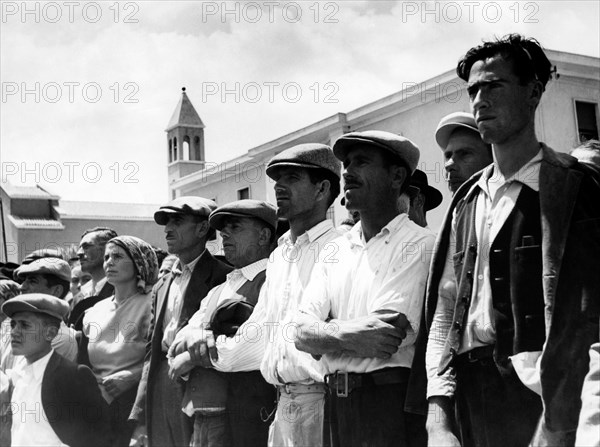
[[167, 50, 599, 231]]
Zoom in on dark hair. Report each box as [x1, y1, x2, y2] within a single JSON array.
[[307, 168, 341, 208], [41, 274, 70, 299], [152, 246, 169, 267], [81, 227, 118, 246], [457, 34, 552, 91]]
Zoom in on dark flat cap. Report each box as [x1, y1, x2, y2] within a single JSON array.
[[15, 258, 71, 283], [333, 131, 420, 174], [410, 169, 443, 211], [2, 293, 70, 320], [435, 112, 480, 149], [266, 143, 341, 180], [154, 196, 217, 225], [209, 200, 277, 231]]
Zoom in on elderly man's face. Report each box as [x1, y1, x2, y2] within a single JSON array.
[[77, 232, 105, 273], [443, 128, 493, 192], [220, 217, 266, 268]]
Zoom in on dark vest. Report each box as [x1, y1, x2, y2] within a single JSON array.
[[439, 185, 545, 373]]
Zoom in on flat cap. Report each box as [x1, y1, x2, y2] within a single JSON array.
[[410, 169, 443, 211], [154, 196, 217, 225], [435, 112, 479, 149], [21, 248, 64, 265], [333, 131, 420, 174], [15, 258, 71, 283], [266, 143, 341, 180], [2, 293, 70, 321], [209, 200, 277, 231]]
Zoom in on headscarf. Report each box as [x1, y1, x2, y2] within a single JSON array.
[[107, 236, 158, 294]]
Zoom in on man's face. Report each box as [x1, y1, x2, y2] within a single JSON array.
[[342, 146, 402, 211], [467, 55, 537, 146], [220, 217, 265, 268], [443, 129, 493, 192], [10, 311, 54, 358], [273, 167, 321, 221], [163, 214, 205, 256], [77, 232, 105, 273], [19, 274, 56, 296]]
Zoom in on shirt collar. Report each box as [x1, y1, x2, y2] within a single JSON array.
[[21, 349, 54, 382], [227, 258, 268, 282], [279, 219, 335, 247], [347, 213, 409, 247], [172, 250, 205, 276], [93, 277, 107, 294]]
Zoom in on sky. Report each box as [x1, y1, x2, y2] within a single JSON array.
[[1, 1, 599, 205]]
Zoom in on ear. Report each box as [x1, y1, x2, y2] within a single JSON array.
[[314, 179, 332, 203], [195, 220, 210, 239], [49, 284, 64, 299], [390, 165, 408, 191], [43, 324, 59, 342], [528, 80, 543, 108], [258, 227, 272, 246]]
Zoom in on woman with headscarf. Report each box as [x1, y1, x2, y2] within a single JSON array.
[[81, 236, 158, 447]]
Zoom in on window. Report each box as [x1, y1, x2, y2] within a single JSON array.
[[575, 101, 599, 142], [237, 187, 250, 200]]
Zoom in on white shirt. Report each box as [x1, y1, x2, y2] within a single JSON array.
[[10, 350, 68, 447], [300, 214, 436, 374], [185, 258, 268, 330], [212, 220, 340, 385], [427, 149, 543, 398], [161, 253, 203, 351]]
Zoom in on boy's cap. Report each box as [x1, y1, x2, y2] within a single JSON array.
[[2, 293, 69, 320], [435, 112, 479, 149], [266, 143, 341, 180], [209, 200, 277, 231], [14, 258, 71, 283], [154, 196, 217, 225], [333, 130, 420, 174]]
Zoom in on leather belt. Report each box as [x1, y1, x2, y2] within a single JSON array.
[[325, 367, 410, 398], [453, 345, 495, 367], [277, 382, 327, 395]]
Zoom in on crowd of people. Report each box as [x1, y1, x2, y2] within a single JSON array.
[[1, 34, 599, 447]]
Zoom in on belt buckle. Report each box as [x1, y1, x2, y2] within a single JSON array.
[[335, 371, 348, 397]]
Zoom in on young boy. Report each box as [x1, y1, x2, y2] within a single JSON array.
[[3, 293, 109, 447]]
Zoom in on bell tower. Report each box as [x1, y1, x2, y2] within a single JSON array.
[[166, 87, 206, 189]]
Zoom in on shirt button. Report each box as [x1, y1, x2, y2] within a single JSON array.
[[478, 275, 483, 280]]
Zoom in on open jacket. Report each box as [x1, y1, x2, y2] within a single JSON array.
[[409, 144, 600, 445]]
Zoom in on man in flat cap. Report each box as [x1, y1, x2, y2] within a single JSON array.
[[130, 196, 232, 447], [190, 144, 341, 446], [436, 111, 492, 193], [169, 199, 278, 447], [295, 130, 435, 447], [2, 293, 109, 447], [425, 34, 600, 447], [10, 258, 78, 363], [406, 169, 443, 229]]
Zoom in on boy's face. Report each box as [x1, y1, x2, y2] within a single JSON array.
[[10, 311, 55, 360]]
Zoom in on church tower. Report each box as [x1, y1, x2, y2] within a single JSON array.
[[166, 87, 206, 190]]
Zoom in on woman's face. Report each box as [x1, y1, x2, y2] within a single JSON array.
[[103, 243, 137, 286]]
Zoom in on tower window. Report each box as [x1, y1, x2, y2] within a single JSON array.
[[575, 101, 599, 142]]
